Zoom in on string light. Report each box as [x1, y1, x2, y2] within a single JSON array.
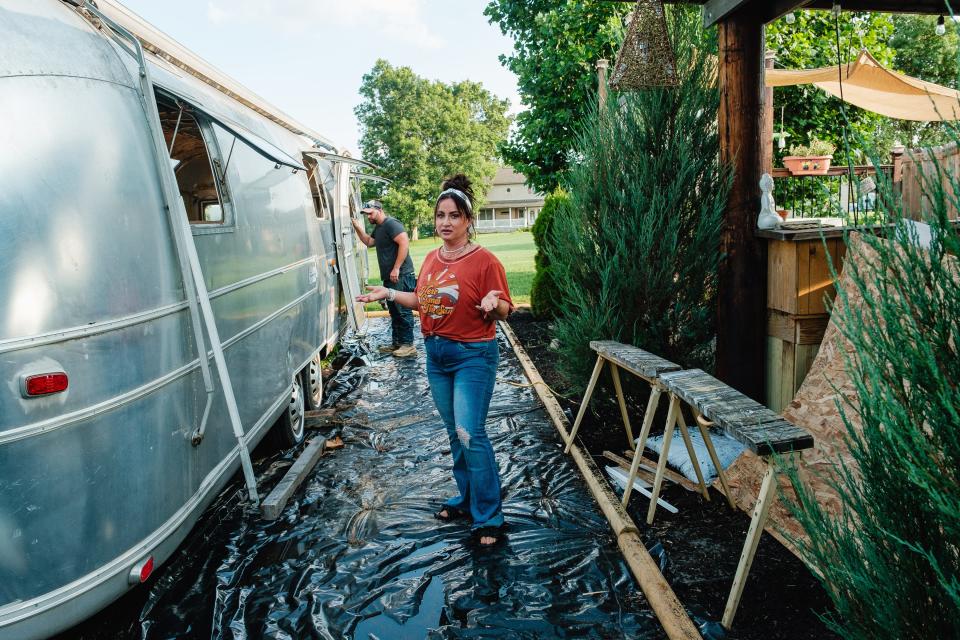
[[937, 15, 946, 37]]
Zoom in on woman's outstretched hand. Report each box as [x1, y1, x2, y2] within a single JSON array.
[[477, 290, 503, 317], [356, 285, 388, 303]]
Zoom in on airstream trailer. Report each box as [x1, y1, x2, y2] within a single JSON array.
[[0, 1, 371, 638]]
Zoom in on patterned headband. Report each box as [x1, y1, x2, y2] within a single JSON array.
[[437, 188, 472, 213]]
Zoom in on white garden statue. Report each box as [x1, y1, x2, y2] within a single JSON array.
[[757, 173, 781, 230]]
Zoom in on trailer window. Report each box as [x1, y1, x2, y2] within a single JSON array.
[[157, 98, 230, 226], [303, 155, 331, 220]]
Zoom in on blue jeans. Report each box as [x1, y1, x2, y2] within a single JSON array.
[[424, 335, 503, 530], [384, 271, 415, 346]]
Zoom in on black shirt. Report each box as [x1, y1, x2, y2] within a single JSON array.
[[372, 216, 414, 280]]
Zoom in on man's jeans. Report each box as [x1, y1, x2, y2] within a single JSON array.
[[384, 271, 415, 346], [424, 336, 503, 530]]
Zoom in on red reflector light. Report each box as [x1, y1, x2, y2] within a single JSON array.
[[139, 556, 154, 583], [23, 372, 68, 397]]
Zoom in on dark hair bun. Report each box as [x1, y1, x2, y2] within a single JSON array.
[[442, 173, 474, 204]]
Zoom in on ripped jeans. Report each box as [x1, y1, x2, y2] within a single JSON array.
[[424, 335, 503, 529]]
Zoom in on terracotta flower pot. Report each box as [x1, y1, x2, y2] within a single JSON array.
[[782, 155, 832, 176]]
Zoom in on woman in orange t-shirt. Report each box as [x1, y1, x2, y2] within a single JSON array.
[[356, 174, 512, 546]]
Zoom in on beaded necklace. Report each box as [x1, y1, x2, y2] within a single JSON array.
[[439, 240, 472, 259]]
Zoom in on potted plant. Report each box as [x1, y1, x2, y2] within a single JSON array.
[[783, 138, 836, 176]]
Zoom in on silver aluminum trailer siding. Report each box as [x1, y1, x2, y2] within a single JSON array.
[[0, 2, 366, 638]]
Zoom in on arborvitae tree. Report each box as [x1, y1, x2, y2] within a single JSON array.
[[530, 189, 569, 318], [784, 160, 960, 638], [545, 7, 729, 390]]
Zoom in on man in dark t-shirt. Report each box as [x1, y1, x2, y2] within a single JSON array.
[[352, 200, 416, 356]]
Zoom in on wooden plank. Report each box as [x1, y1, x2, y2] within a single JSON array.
[[703, 0, 811, 27], [793, 343, 820, 395], [795, 315, 829, 345], [771, 165, 886, 179], [661, 369, 814, 454], [703, 0, 750, 27], [603, 450, 702, 492], [765, 336, 794, 414], [766, 310, 794, 343], [767, 311, 829, 345], [827, 237, 848, 303], [767, 240, 796, 315], [722, 462, 778, 629], [590, 340, 681, 379], [804, 0, 945, 12], [796, 240, 812, 314], [565, 354, 605, 454], [804, 240, 833, 315], [765, 336, 786, 413], [609, 362, 636, 447], [261, 437, 326, 520], [648, 395, 681, 524]]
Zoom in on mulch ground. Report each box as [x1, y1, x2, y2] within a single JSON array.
[[507, 308, 839, 640]]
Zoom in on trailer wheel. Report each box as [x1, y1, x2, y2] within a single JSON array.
[[302, 353, 323, 411], [274, 375, 306, 448]]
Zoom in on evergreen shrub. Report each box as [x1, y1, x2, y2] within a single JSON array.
[[547, 7, 730, 390], [783, 157, 960, 639], [530, 189, 570, 318]]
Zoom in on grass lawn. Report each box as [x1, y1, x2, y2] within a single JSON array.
[[366, 231, 535, 305]]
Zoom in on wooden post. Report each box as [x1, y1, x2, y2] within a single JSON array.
[[597, 58, 609, 109], [717, 12, 767, 402], [762, 50, 776, 174]]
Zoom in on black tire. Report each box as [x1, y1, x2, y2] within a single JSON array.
[[302, 353, 323, 411], [273, 375, 305, 448]]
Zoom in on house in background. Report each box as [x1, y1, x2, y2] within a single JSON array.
[[476, 166, 544, 232]]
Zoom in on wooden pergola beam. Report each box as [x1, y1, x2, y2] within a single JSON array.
[[804, 0, 950, 12], [703, 0, 813, 27]]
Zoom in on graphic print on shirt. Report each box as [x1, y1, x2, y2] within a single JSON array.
[[418, 267, 459, 319]]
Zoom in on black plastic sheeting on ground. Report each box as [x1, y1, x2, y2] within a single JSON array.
[[123, 319, 670, 639]]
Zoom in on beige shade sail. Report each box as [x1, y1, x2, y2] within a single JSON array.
[[766, 50, 960, 121]]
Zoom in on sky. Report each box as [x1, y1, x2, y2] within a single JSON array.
[[120, 0, 521, 157]]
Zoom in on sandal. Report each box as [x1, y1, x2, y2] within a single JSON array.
[[473, 526, 503, 547], [434, 506, 467, 522]]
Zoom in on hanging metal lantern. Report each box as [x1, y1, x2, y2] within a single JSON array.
[[609, 0, 678, 89]]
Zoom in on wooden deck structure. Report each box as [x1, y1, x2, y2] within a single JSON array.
[[648, 0, 951, 402]]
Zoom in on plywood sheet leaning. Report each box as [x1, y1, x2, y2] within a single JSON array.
[[718, 234, 874, 557]]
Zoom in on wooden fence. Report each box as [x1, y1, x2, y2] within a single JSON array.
[[900, 142, 960, 220]]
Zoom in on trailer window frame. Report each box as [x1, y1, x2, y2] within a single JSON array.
[[156, 94, 236, 234], [303, 155, 333, 221]]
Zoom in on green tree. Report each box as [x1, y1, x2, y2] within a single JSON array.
[[355, 59, 510, 236], [547, 6, 729, 390], [767, 10, 895, 164], [484, 0, 628, 192], [529, 188, 569, 318], [885, 14, 960, 147]]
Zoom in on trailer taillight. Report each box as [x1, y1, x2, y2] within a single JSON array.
[[128, 556, 154, 584], [21, 372, 68, 397]]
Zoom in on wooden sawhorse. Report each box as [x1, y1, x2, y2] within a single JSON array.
[[563, 341, 718, 516], [657, 368, 815, 629]]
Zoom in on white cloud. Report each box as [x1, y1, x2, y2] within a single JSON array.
[[206, 0, 443, 49]]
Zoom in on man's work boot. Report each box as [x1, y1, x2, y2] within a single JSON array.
[[392, 344, 417, 358], [378, 344, 399, 354]]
